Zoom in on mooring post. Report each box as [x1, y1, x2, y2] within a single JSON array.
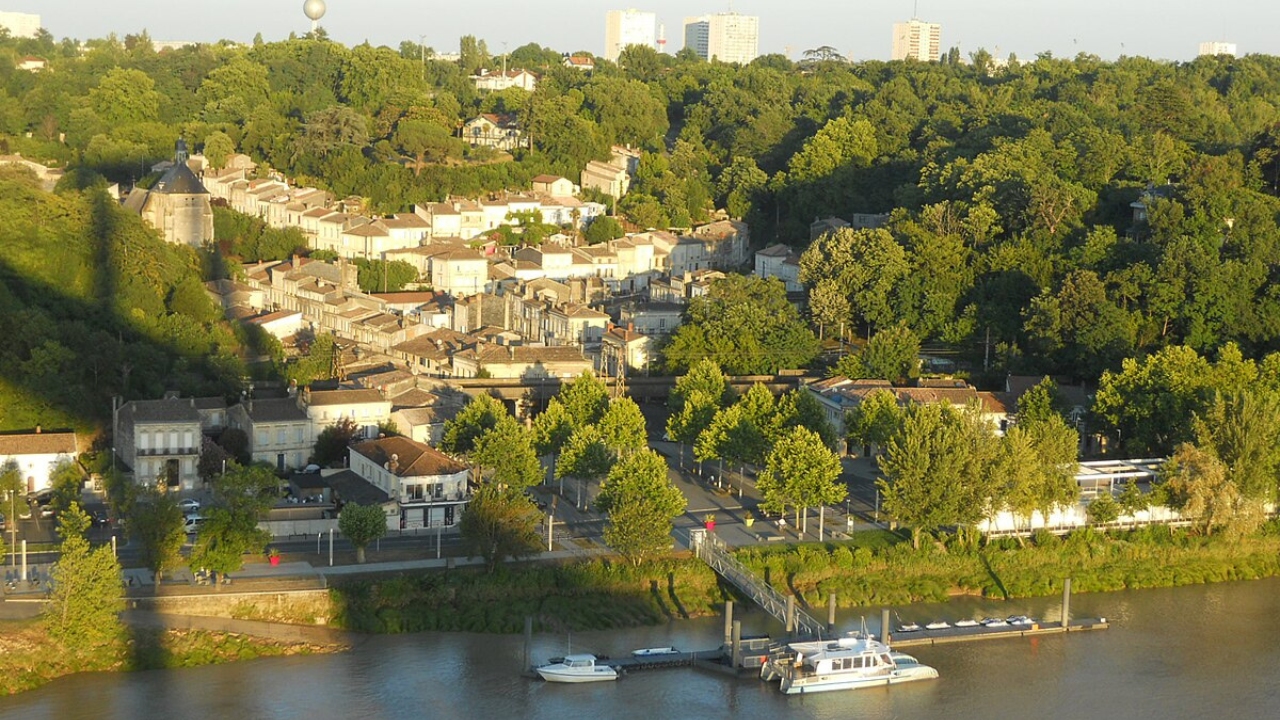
[[1061, 578, 1072, 629], [786, 595, 796, 635], [881, 608, 891, 645], [827, 592, 837, 633], [731, 620, 742, 668], [723, 600, 734, 646], [523, 616, 533, 671]]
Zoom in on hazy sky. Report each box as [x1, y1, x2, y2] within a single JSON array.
[[9, 0, 1276, 62]]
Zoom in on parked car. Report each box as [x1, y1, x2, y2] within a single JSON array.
[[178, 499, 201, 515], [183, 515, 206, 533]]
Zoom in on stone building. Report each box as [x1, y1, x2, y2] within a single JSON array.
[[124, 139, 214, 247]]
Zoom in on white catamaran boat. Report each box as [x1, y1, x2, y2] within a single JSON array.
[[536, 654, 619, 683], [760, 634, 939, 695]]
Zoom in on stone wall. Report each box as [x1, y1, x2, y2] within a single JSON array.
[[128, 588, 336, 626]]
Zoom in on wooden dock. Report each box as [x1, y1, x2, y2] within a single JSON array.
[[887, 618, 1109, 648]]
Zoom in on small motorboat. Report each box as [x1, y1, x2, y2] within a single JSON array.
[[1007, 615, 1035, 626], [981, 617, 1008, 627], [954, 619, 980, 628], [897, 622, 922, 632], [536, 654, 619, 683], [924, 621, 951, 630], [631, 647, 679, 657]]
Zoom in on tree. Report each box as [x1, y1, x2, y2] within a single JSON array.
[[1086, 493, 1119, 525], [441, 393, 506, 456], [45, 511, 124, 654], [127, 487, 187, 586], [664, 275, 821, 375], [598, 397, 647, 456], [584, 216, 624, 244], [1017, 377, 1070, 427], [1193, 390, 1280, 502], [188, 507, 271, 588], [395, 118, 462, 174], [596, 450, 686, 565], [877, 402, 997, 549], [1161, 443, 1263, 538], [557, 371, 610, 427], [338, 502, 388, 563], [756, 426, 846, 534], [556, 426, 613, 486], [844, 389, 903, 455], [472, 416, 543, 490], [860, 325, 921, 383], [531, 397, 575, 459], [203, 131, 235, 170], [312, 417, 361, 467], [189, 463, 276, 585], [459, 485, 542, 573], [774, 389, 839, 450], [48, 460, 84, 517]]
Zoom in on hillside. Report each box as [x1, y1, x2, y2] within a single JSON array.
[[0, 173, 243, 435]]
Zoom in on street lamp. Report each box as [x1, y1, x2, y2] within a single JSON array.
[[419, 35, 427, 80]]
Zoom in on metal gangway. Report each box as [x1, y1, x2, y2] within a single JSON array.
[[689, 528, 825, 638]]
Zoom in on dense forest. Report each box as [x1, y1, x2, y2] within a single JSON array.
[[6, 30, 1280, 438]]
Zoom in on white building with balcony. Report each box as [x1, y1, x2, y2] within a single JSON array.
[[348, 437, 471, 530]]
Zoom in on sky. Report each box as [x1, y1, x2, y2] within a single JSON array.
[[8, 0, 1278, 63]]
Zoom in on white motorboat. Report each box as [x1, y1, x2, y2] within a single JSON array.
[[760, 633, 939, 695], [981, 617, 1008, 628], [1007, 615, 1036, 626], [954, 619, 980, 628], [897, 622, 922, 633], [631, 647, 679, 657], [924, 621, 951, 630], [536, 654, 619, 683]]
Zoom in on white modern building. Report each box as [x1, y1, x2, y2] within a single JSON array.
[[0, 430, 77, 495], [348, 437, 470, 530], [683, 12, 759, 64], [605, 8, 658, 62], [0, 11, 40, 39], [1198, 41, 1238, 57], [892, 18, 942, 62]]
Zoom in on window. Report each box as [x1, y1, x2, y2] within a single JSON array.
[[405, 484, 424, 501], [277, 429, 286, 445], [256, 430, 268, 446], [295, 427, 304, 443]]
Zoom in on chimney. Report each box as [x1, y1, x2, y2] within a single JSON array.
[[508, 345, 516, 360], [627, 322, 634, 333]]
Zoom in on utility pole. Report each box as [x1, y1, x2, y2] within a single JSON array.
[[419, 35, 427, 80]]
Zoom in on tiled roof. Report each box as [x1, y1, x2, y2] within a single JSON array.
[[241, 398, 307, 423], [123, 397, 205, 424], [0, 431, 77, 456], [306, 389, 387, 406], [352, 437, 467, 478]]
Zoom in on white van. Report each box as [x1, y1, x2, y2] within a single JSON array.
[[183, 515, 206, 533]]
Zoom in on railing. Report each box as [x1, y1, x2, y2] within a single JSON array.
[[690, 528, 825, 638], [136, 448, 199, 457]]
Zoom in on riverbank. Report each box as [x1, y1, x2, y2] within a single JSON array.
[[328, 558, 724, 633], [0, 617, 345, 696], [736, 523, 1280, 607]]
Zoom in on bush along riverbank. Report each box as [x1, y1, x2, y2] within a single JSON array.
[[328, 558, 725, 634], [0, 619, 340, 696], [734, 522, 1280, 608]]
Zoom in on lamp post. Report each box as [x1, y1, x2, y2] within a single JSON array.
[[419, 35, 427, 80]]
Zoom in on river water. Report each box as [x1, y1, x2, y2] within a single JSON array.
[[3, 578, 1279, 720]]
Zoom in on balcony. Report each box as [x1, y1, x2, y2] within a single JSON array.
[[136, 447, 200, 457], [399, 491, 471, 507]]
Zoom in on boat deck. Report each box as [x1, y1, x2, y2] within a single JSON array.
[[887, 618, 1108, 648]]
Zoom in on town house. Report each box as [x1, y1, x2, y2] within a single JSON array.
[[348, 437, 471, 530]]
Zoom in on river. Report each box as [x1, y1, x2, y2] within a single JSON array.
[[3, 578, 1278, 720]]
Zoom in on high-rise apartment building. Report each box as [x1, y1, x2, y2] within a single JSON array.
[[892, 18, 942, 62], [0, 11, 41, 39], [1198, 41, 1238, 57], [683, 12, 759, 64], [605, 9, 658, 62]]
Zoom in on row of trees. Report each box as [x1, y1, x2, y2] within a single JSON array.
[[851, 378, 1081, 549], [439, 371, 687, 567]]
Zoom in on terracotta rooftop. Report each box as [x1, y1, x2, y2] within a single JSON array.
[[351, 436, 467, 478]]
